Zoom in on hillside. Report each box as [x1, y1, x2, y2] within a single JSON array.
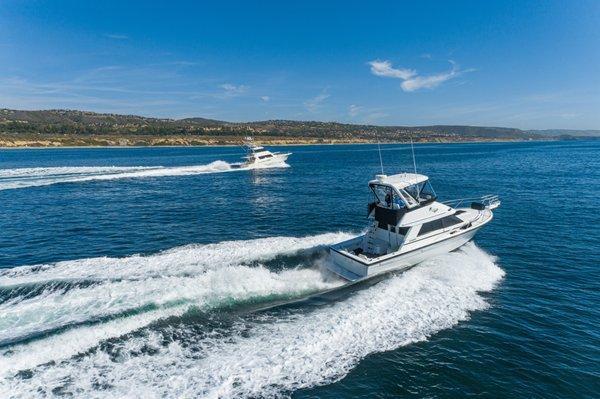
[[0, 108, 560, 147], [528, 129, 600, 137]]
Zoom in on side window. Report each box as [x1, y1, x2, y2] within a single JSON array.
[[420, 181, 436, 200], [418, 215, 463, 236], [442, 215, 463, 228], [418, 219, 444, 236]]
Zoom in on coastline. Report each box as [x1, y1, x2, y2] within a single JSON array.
[[0, 136, 550, 150]]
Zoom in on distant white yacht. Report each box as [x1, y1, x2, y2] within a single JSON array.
[[326, 172, 500, 281], [233, 137, 291, 168]]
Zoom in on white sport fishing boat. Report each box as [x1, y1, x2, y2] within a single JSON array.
[[233, 137, 291, 168], [327, 172, 500, 281]]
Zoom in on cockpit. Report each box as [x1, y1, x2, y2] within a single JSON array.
[[367, 174, 437, 230]]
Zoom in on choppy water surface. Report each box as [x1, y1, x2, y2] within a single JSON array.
[[0, 142, 598, 398]]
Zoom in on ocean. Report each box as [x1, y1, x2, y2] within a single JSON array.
[[0, 141, 598, 398]]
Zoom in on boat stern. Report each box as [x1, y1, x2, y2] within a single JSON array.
[[327, 237, 370, 281]]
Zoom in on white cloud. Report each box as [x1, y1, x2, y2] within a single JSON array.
[[368, 60, 416, 80], [304, 90, 330, 112], [401, 64, 458, 92], [219, 83, 247, 97], [369, 59, 469, 92], [260, 96, 270, 102], [348, 104, 362, 117]]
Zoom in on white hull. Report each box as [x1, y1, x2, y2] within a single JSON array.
[[232, 152, 291, 169], [325, 171, 499, 282], [246, 152, 290, 168], [328, 227, 479, 281]]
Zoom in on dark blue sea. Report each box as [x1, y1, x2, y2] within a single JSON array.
[[0, 141, 598, 398]]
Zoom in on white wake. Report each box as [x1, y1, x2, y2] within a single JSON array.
[[0, 160, 289, 190], [0, 233, 350, 374], [0, 241, 504, 398]]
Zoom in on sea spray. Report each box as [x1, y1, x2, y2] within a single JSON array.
[[0, 243, 504, 398], [0, 233, 351, 374]]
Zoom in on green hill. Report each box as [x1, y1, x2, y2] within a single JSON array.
[[0, 108, 567, 147]]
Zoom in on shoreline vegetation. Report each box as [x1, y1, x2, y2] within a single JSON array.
[[1, 108, 597, 148], [0, 133, 538, 148]]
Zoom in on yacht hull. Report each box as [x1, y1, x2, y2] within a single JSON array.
[[232, 152, 291, 169], [248, 152, 290, 168], [328, 226, 481, 282]]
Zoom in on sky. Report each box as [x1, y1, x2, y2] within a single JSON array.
[[1, 0, 599, 129]]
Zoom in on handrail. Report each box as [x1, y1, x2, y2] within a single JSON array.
[[442, 194, 500, 209]]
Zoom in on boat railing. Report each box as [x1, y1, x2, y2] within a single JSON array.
[[442, 194, 501, 210]]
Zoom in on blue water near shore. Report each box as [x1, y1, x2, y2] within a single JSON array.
[[0, 141, 598, 398]]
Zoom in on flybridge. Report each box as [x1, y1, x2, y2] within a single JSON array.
[[370, 173, 428, 189], [369, 173, 437, 210]]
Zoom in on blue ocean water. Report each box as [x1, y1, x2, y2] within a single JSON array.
[[0, 141, 598, 398]]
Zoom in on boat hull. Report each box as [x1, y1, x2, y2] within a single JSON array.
[[232, 152, 291, 169], [250, 152, 290, 168], [327, 227, 480, 281]]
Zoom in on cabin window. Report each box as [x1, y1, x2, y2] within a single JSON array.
[[418, 215, 464, 236], [258, 154, 273, 159], [442, 215, 463, 228], [418, 219, 444, 236]]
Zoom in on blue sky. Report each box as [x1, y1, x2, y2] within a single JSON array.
[[1, 0, 599, 129]]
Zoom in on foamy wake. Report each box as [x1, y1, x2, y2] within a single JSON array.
[[0, 241, 504, 399], [0, 160, 289, 190], [0, 233, 350, 375]]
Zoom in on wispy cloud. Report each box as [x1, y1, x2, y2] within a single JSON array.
[[401, 62, 459, 92], [104, 33, 129, 40], [168, 60, 199, 67], [363, 112, 388, 123], [346, 104, 388, 123], [304, 90, 330, 112], [348, 104, 362, 117], [369, 59, 471, 92], [219, 83, 248, 98], [260, 96, 270, 102], [369, 60, 416, 80]]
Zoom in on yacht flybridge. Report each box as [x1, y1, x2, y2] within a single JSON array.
[[327, 173, 500, 281], [233, 137, 291, 168]]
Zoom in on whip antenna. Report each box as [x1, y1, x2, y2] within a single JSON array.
[[410, 135, 419, 199], [410, 136, 417, 175], [377, 139, 384, 174]]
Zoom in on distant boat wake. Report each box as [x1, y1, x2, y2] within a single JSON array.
[[0, 160, 290, 190]]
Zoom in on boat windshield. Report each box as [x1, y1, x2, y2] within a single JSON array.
[[370, 184, 409, 209], [404, 180, 436, 203]]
